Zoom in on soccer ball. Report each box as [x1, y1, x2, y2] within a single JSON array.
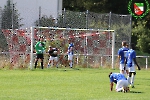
[[53, 51, 57, 54]]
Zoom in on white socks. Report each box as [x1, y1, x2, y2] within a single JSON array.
[[69, 62, 73, 68], [131, 75, 135, 86], [127, 76, 131, 85], [47, 63, 50, 68], [127, 75, 135, 86]]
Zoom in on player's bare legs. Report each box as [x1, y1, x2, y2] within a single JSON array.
[[47, 60, 52, 68]]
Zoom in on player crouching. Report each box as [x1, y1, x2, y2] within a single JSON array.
[[109, 72, 130, 93]]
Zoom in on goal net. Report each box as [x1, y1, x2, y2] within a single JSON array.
[[30, 27, 115, 69], [1, 27, 115, 69]]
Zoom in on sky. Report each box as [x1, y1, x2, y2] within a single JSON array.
[[0, 0, 62, 28]]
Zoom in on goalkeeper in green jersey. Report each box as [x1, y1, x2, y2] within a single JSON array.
[[34, 36, 46, 69]]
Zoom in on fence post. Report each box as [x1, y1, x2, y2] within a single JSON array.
[[63, 8, 66, 28], [77, 55, 79, 65], [129, 16, 132, 47], [108, 12, 111, 30], [146, 57, 148, 69], [85, 10, 89, 67], [112, 31, 115, 69], [30, 26, 34, 70], [101, 56, 103, 67]]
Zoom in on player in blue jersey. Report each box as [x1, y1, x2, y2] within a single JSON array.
[[67, 43, 74, 68], [109, 72, 129, 92], [118, 41, 129, 75], [125, 43, 141, 88]]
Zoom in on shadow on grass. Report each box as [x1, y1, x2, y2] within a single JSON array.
[[62, 68, 80, 71], [130, 91, 143, 93], [142, 78, 150, 80]]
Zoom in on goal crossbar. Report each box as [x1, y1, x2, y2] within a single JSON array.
[[34, 26, 115, 32]]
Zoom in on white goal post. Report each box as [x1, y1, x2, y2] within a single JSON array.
[[30, 26, 115, 69]]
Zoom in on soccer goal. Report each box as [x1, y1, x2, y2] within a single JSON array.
[[30, 26, 115, 69]]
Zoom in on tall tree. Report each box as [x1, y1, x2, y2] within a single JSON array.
[[1, 0, 23, 29], [132, 20, 150, 53]]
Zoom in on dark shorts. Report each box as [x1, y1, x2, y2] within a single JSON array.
[[36, 54, 44, 59]]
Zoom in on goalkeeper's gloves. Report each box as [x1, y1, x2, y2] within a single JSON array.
[[38, 50, 42, 53], [42, 50, 45, 53], [38, 50, 44, 53]]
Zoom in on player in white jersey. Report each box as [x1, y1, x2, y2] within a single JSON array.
[[67, 43, 74, 68], [125, 43, 141, 88], [118, 41, 129, 75]]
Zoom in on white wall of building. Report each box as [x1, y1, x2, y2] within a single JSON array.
[[0, 0, 62, 28]]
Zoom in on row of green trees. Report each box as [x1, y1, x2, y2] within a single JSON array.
[[1, 0, 150, 53]]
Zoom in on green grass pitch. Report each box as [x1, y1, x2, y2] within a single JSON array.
[[0, 68, 149, 100]]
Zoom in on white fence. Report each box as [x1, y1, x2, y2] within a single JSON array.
[[136, 56, 150, 69], [0, 51, 149, 69]]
